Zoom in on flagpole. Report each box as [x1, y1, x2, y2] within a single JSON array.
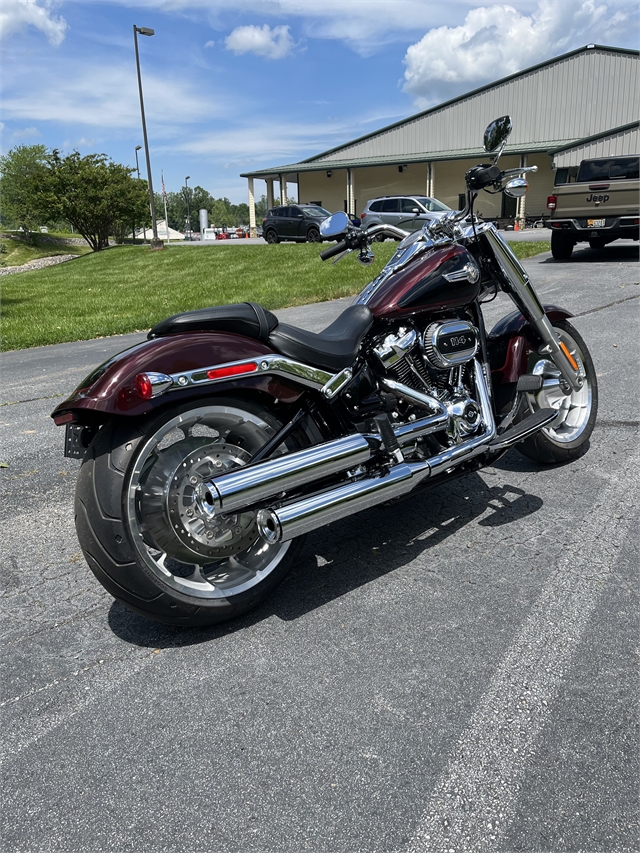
[[162, 170, 169, 241]]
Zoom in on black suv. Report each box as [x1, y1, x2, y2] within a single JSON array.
[[262, 204, 332, 243]]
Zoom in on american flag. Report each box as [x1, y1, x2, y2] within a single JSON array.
[[161, 170, 167, 203]]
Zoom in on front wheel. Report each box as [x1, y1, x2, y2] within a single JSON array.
[[516, 321, 598, 464], [75, 398, 307, 626], [306, 227, 320, 243]]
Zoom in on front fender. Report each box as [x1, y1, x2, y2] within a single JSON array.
[[488, 304, 573, 385], [51, 332, 305, 424]]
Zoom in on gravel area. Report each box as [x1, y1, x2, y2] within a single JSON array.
[[0, 254, 77, 276]]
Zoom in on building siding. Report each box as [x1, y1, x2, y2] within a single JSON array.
[[319, 49, 638, 164], [553, 125, 640, 167]]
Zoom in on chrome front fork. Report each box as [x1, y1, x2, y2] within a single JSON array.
[[482, 226, 583, 392]]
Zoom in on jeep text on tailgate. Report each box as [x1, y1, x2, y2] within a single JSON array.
[[546, 155, 639, 259]]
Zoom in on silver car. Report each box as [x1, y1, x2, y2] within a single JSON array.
[[360, 195, 452, 236]]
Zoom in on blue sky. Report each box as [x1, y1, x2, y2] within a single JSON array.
[[1, 0, 638, 203]]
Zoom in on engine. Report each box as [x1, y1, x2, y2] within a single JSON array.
[[371, 320, 482, 442]]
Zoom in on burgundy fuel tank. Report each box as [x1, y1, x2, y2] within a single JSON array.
[[365, 244, 481, 319]]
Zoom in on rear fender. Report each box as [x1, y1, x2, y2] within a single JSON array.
[[51, 332, 312, 425], [488, 305, 573, 385]]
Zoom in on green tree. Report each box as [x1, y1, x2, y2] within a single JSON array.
[[47, 151, 150, 251], [0, 145, 53, 241]]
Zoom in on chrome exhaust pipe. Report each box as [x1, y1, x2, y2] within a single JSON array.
[[201, 433, 371, 514], [257, 460, 431, 543], [256, 361, 498, 544]]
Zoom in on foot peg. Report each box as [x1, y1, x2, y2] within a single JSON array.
[[489, 407, 557, 451], [516, 374, 543, 393]]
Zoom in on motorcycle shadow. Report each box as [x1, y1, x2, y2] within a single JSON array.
[[108, 466, 543, 648]]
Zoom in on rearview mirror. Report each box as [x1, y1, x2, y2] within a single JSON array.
[[320, 211, 349, 238], [484, 116, 512, 153]]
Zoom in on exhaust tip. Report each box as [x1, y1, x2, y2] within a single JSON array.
[[257, 509, 282, 544]]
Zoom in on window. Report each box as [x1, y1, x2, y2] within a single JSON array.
[[400, 199, 421, 213], [577, 157, 639, 182], [416, 197, 450, 212], [299, 205, 331, 217], [369, 201, 383, 212], [381, 199, 399, 212]]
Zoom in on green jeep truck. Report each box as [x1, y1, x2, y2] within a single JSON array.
[[547, 155, 639, 259]]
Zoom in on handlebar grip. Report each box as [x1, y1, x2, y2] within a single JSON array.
[[320, 240, 348, 261], [466, 164, 502, 190]]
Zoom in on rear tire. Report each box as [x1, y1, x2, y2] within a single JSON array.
[[75, 398, 307, 626], [265, 229, 279, 244], [551, 231, 575, 260], [516, 321, 598, 464]]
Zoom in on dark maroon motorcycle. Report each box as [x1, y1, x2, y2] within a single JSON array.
[[52, 117, 597, 626]]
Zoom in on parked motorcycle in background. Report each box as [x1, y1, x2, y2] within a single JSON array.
[[52, 117, 597, 626]]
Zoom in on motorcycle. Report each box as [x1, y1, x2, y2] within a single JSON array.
[[52, 117, 597, 626]]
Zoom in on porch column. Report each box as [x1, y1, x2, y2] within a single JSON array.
[[516, 155, 527, 228], [347, 168, 355, 216], [266, 179, 274, 210], [279, 174, 286, 206], [427, 162, 435, 197], [247, 177, 257, 238]]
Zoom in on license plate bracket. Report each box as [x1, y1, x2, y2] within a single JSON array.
[[65, 423, 98, 459], [587, 218, 605, 228]]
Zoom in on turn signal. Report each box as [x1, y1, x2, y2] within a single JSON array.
[[206, 362, 258, 381], [560, 342, 579, 372], [546, 195, 557, 210]]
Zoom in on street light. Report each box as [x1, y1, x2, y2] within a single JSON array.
[[184, 176, 191, 240], [133, 24, 163, 249], [134, 145, 147, 243]]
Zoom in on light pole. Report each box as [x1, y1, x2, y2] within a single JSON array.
[[184, 176, 191, 240], [134, 144, 147, 243], [133, 24, 163, 250]]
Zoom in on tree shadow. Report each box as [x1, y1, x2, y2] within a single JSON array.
[[108, 470, 544, 649]]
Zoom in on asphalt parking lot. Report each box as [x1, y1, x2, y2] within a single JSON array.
[[1, 241, 638, 853]]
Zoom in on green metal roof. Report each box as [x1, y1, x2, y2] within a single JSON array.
[[240, 141, 575, 179]]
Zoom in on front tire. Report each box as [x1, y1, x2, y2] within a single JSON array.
[[516, 321, 598, 464], [306, 227, 320, 243], [551, 231, 575, 260], [75, 398, 306, 626]]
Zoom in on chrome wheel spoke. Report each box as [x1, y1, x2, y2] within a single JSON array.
[[126, 405, 291, 600]]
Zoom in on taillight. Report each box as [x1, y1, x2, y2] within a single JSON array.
[[206, 362, 258, 381], [547, 195, 557, 210], [361, 213, 366, 220], [135, 373, 153, 400]]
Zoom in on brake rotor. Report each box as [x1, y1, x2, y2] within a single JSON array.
[[139, 438, 257, 563]]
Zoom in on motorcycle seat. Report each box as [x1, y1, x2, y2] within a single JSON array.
[[148, 302, 279, 342], [268, 304, 374, 373]]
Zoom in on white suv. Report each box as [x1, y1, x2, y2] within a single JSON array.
[[360, 195, 451, 235]]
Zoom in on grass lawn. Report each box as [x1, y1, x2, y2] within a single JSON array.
[[1, 240, 550, 351], [0, 236, 92, 267]]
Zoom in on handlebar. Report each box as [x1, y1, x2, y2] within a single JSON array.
[[320, 240, 348, 261]]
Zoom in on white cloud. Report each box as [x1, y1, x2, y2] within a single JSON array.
[[1, 60, 221, 131], [225, 24, 294, 59], [403, 0, 635, 105], [0, 0, 67, 46], [11, 126, 42, 139]]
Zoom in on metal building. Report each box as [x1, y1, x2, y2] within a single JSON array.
[[241, 44, 639, 235]]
